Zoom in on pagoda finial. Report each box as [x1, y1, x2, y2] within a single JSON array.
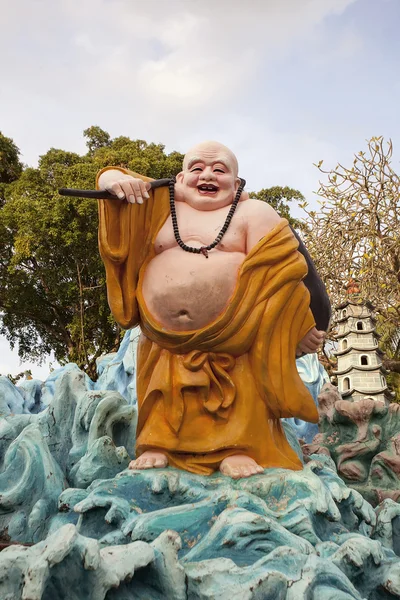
[[346, 279, 360, 296]]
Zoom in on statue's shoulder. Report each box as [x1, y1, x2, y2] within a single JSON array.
[[241, 197, 274, 210], [239, 198, 283, 228], [237, 199, 285, 247]]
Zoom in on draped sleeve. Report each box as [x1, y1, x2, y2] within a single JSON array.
[[96, 167, 170, 329]]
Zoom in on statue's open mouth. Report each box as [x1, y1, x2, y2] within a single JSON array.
[[197, 184, 219, 195]]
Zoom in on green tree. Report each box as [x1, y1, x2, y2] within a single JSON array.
[[83, 126, 111, 155], [0, 129, 183, 378], [249, 186, 305, 229], [0, 132, 23, 204], [0, 132, 23, 184]]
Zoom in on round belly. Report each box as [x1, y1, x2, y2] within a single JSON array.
[[142, 248, 245, 331]]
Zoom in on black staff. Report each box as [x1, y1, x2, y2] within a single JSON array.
[[59, 178, 171, 200]]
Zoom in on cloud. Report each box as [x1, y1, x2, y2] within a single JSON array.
[[0, 0, 383, 203], [1, 0, 393, 203], [73, 0, 358, 107], [0, 0, 351, 196], [1, 0, 358, 116]]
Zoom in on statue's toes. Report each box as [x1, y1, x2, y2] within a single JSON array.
[[128, 459, 146, 470], [239, 466, 251, 477], [230, 468, 242, 479], [220, 456, 264, 479], [129, 457, 167, 470], [246, 464, 264, 477], [237, 465, 259, 478], [220, 464, 236, 478], [154, 456, 168, 468], [140, 458, 157, 469]]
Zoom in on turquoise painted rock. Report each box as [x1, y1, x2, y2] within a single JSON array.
[[2, 458, 400, 598], [304, 383, 400, 506]]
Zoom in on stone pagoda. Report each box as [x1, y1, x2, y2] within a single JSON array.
[[332, 283, 394, 404]]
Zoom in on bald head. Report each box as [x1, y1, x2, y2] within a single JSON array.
[[183, 141, 239, 177]]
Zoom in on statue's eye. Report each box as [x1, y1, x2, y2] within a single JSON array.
[[191, 167, 202, 172], [214, 168, 225, 173]]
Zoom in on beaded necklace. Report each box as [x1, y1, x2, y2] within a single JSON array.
[[168, 177, 246, 258]]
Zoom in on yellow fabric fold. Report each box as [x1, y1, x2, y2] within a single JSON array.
[[96, 167, 170, 329]]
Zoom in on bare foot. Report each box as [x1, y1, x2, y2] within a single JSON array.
[[220, 454, 264, 479], [129, 451, 168, 470]]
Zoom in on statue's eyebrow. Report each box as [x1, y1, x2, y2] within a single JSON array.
[[187, 157, 202, 169], [213, 161, 230, 170], [187, 157, 230, 170]]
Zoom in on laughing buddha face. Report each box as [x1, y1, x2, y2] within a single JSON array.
[[174, 141, 241, 211]]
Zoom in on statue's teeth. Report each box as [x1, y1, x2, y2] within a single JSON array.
[[199, 185, 217, 191]]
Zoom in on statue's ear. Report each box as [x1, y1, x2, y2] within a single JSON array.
[[176, 171, 184, 183], [234, 177, 241, 191]]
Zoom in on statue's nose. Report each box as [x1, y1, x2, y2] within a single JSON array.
[[200, 169, 216, 181]]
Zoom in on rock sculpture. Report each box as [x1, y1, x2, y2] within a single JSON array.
[[304, 383, 400, 506]]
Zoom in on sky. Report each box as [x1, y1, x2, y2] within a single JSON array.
[[1, 0, 400, 379]]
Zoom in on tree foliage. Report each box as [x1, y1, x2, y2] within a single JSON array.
[[0, 127, 184, 378], [249, 186, 304, 229], [0, 132, 23, 185], [302, 136, 400, 374], [83, 126, 111, 155], [0, 132, 23, 205]]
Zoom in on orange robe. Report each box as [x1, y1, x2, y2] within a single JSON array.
[[97, 167, 319, 475]]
